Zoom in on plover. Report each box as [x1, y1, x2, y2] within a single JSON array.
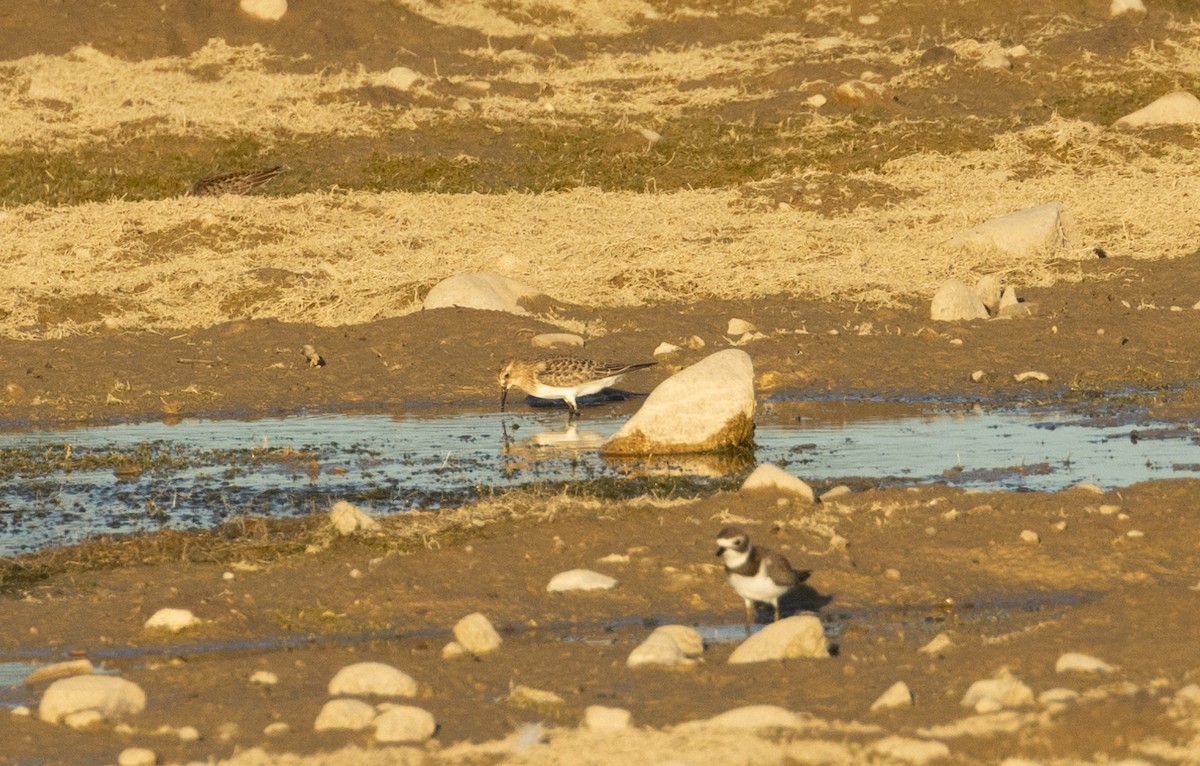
[[188, 165, 285, 196], [715, 525, 799, 626], [497, 356, 655, 419]]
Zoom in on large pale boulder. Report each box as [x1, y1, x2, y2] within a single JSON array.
[[327, 662, 417, 697], [422, 273, 546, 315], [948, 202, 1071, 257], [602, 349, 755, 455], [728, 615, 829, 664], [1115, 91, 1200, 128], [39, 676, 146, 724], [930, 279, 988, 322]]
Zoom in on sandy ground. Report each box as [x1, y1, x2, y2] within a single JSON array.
[[4, 0, 1200, 764]]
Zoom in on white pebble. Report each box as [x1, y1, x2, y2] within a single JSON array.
[[1020, 530, 1040, 543], [546, 569, 618, 592], [239, 0, 287, 21], [727, 318, 757, 335], [327, 662, 417, 697], [373, 705, 437, 743], [144, 608, 200, 633], [1014, 371, 1049, 383], [177, 725, 200, 742], [1056, 652, 1114, 674], [263, 722, 290, 737], [585, 705, 631, 731], [453, 612, 503, 656], [314, 699, 376, 731], [870, 681, 913, 711], [118, 748, 157, 766], [249, 670, 278, 686], [653, 342, 681, 356]]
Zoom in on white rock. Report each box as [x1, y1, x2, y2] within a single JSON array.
[[1039, 688, 1081, 705], [949, 202, 1071, 257], [820, 485, 852, 501], [441, 641, 467, 660], [64, 709, 105, 729], [329, 500, 379, 535], [453, 612, 503, 655], [249, 670, 278, 686], [11, 706, 30, 717], [1117, 90, 1200, 127], [24, 659, 94, 685], [961, 671, 1034, 710], [327, 662, 417, 697], [973, 274, 1002, 314], [378, 67, 421, 91], [651, 625, 704, 657], [239, 0, 287, 21], [728, 615, 829, 664], [727, 318, 757, 335], [117, 747, 157, 766], [931, 279, 989, 321], [531, 333, 584, 349], [1020, 530, 1040, 543], [741, 464, 815, 502], [916, 633, 955, 657], [702, 705, 800, 730], [1014, 371, 1049, 383], [144, 607, 200, 633], [176, 725, 200, 742], [627, 630, 687, 668], [423, 273, 546, 315], [806, 94, 828, 108], [871, 681, 914, 711], [979, 49, 1012, 70], [313, 699, 376, 731], [508, 685, 564, 706], [1055, 652, 1114, 674], [546, 569, 618, 592], [998, 286, 1019, 311], [603, 349, 755, 455], [263, 721, 290, 737], [653, 342, 681, 356], [1070, 482, 1105, 495], [585, 705, 632, 731], [39, 676, 147, 724], [871, 736, 951, 764], [373, 705, 437, 743], [1111, 0, 1147, 16]]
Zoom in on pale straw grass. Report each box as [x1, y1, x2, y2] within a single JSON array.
[[4, 113, 1198, 339]]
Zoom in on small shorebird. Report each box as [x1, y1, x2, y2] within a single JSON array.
[[715, 525, 800, 626], [497, 356, 655, 419], [188, 165, 285, 196]]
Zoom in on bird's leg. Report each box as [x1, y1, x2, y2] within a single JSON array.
[[744, 600, 754, 634], [566, 403, 580, 423], [773, 600, 781, 623]]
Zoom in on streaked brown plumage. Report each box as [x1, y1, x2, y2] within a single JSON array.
[[498, 356, 655, 418], [188, 165, 285, 196]]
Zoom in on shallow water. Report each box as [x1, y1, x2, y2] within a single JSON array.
[[1, 403, 1197, 556]]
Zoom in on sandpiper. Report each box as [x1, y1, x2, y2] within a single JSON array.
[[188, 165, 285, 196], [497, 356, 655, 419], [715, 525, 800, 626]]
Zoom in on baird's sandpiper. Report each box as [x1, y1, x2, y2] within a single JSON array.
[[498, 356, 655, 419]]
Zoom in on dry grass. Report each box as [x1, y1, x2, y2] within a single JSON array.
[[2, 112, 1198, 339]]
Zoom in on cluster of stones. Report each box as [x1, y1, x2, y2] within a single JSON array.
[[313, 662, 436, 743]]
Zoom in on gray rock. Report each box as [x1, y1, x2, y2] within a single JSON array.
[[603, 349, 755, 455], [373, 705, 437, 743], [327, 662, 417, 698], [39, 676, 146, 724], [741, 464, 814, 501], [422, 272, 546, 315], [453, 612, 502, 656], [546, 569, 618, 592], [728, 615, 829, 664], [931, 279, 989, 321], [313, 699, 375, 731], [1115, 91, 1200, 128]]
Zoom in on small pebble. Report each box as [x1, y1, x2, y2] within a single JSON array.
[[117, 748, 157, 766], [1020, 530, 1040, 543]]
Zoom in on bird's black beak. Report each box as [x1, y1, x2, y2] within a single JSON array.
[[714, 546, 724, 557], [500, 386, 508, 413]]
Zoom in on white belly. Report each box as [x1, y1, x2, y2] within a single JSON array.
[[728, 571, 790, 604], [530, 375, 619, 401]]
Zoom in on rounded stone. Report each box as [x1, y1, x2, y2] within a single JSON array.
[[329, 500, 379, 535], [627, 630, 686, 668], [117, 747, 157, 766], [327, 662, 417, 698], [39, 675, 146, 724], [313, 699, 376, 731], [239, 0, 287, 21], [728, 615, 829, 664], [453, 612, 502, 656], [144, 608, 200, 633], [931, 279, 988, 322], [373, 705, 437, 743], [740, 464, 815, 502], [584, 705, 631, 731], [546, 569, 618, 592], [423, 273, 546, 315]]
